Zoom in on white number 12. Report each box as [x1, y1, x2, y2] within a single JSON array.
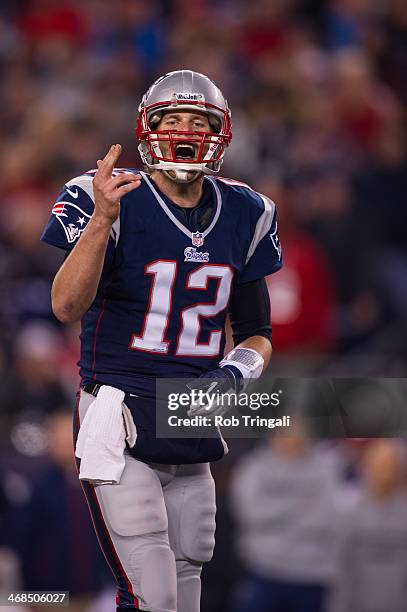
[[130, 260, 233, 357]]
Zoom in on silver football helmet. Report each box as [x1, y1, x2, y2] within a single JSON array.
[[136, 70, 232, 183]]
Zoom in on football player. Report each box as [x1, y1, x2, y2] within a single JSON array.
[[41, 70, 282, 612]]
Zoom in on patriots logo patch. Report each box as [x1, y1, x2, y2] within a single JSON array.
[[52, 200, 91, 244]]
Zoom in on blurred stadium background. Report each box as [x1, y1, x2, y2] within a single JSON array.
[[0, 0, 406, 610]]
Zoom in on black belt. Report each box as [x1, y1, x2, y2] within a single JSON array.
[[81, 382, 102, 397]]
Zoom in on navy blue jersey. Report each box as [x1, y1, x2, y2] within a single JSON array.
[[41, 170, 282, 397]]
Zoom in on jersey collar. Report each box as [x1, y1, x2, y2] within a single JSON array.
[[140, 171, 222, 243]]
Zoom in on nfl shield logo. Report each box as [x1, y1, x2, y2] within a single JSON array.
[[191, 231, 204, 247]]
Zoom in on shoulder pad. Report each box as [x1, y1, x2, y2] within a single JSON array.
[[217, 177, 254, 192], [216, 176, 274, 216]]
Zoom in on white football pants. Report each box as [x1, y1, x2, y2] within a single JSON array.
[[75, 390, 217, 612]]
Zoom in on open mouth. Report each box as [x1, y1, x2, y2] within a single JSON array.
[[174, 143, 196, 160]]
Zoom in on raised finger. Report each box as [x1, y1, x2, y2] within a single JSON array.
[[95, 144, 122, 178]]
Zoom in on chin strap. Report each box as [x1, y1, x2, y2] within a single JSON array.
[[162, 168, 202, 184]]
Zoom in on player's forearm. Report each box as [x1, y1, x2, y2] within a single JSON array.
[[235, 335, 272, 370], [51, 216, 112, 323]]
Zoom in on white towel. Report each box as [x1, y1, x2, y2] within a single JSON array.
[[75, 385, 137, 485]]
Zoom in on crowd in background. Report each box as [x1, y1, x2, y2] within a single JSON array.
[[0, 0, 406, 610]]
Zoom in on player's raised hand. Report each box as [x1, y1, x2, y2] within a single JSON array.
[[92, 144, 141, 225]]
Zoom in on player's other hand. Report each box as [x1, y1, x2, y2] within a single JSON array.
[[186, 366, 243, 418], [92, 144, 141, 225]]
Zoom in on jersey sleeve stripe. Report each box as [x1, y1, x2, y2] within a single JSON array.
[[245, 194, 276, 264], [111, 216, 120, 246]]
